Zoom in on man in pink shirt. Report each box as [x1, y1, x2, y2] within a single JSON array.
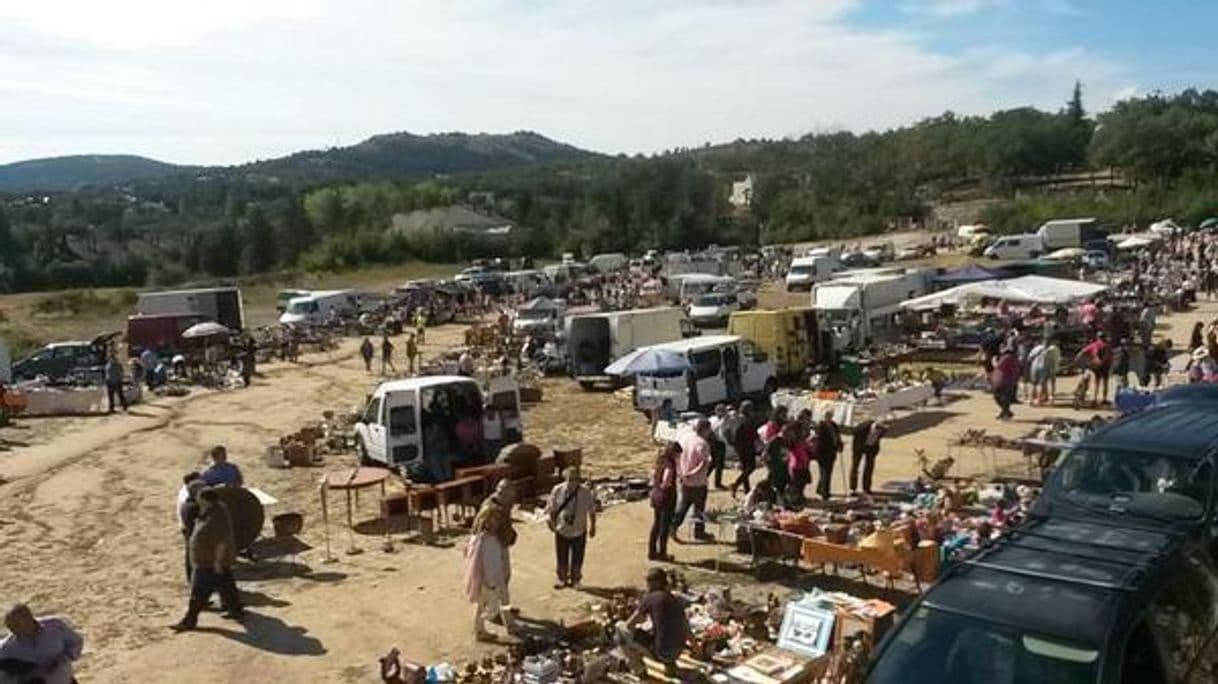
[[672, 418, 714, 542]]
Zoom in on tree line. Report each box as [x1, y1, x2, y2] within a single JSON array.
[[3, 85, 1218, 293]]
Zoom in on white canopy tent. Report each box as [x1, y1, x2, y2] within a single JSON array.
[[900, 275, 1108, 311], [1116, 235, 1157, 250]]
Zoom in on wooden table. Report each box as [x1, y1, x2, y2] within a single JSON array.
[[322, 466, 391, 555]]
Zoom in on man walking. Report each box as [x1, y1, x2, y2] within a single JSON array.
[[359, 337, 375, 373], [173, 488, 244, 630], [105, 350, 128, 413], [814, 411, 842, 500], [380, 334, 397, 376], [0, 603, 84, 684], [672, 418, 713, 542], [545, 466, 597, 589]]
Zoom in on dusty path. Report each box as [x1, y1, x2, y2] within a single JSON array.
[[0, 298, 1210, 683]]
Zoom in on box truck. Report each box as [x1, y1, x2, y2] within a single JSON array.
[[135, 287, 245, 331], [566, 307, 695, 388], [812, 268, 931, 351], [727, 307, 826, 379], [1036, 218, 1103, 251]]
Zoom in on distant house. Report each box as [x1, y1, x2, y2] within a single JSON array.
[[729, 174, 754, 209], [389, 205, 514, 239]]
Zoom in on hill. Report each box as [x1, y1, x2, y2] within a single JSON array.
[[232, 130, 598, 183], [0, 131, 598, 193], [0, 154, 189, 193]]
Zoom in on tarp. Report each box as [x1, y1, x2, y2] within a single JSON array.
[[604, 347, 692, 377], [933, 264, 1001, 284], [901, 275, 1107, 310], [1117, 236, 1156, 250]]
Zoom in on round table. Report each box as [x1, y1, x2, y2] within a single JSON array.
[[321, 467, 392, 556]]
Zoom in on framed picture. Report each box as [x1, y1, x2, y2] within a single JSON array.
[[777, 602, 835, 658]]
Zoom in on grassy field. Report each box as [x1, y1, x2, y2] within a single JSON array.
[[0, 262, 458, 358]]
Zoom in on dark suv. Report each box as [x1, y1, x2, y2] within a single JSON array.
[[867, 516, 1218, 683], [868, 402, 1218, 683]]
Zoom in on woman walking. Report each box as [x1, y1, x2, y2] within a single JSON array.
[[648, 442, 679, 561]]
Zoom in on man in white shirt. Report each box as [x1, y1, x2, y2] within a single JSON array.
[[545, 466, 597, 589], [0, 604, 83, 684]]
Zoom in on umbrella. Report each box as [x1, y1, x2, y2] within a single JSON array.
[[181, 321, 234, 339], [1201, 217, 1218, 229], [1044, 247, 1087, 260], [604, 347, 692, 377]]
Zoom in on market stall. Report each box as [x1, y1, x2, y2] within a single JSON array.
[[771, 382, 934, 428]]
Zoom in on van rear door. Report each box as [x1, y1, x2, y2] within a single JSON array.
[[384, 391, 421, 465]]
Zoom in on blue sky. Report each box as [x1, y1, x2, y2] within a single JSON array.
[[0, 0, 1213, 165]]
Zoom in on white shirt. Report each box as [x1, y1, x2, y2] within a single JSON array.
[[0, 617, 83, 684], [547, 482, 596, 538]]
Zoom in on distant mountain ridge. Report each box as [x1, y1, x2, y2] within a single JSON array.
[[0, 130, 597, 192], [0, 154, 189, 193]]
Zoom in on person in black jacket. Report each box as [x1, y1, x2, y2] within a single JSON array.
[[813, 411, 842, 500], [729, 401, 758, 496], [849, 420, 886, 495]]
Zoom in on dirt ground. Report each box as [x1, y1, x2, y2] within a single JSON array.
[[0, 277, 1209, 683]]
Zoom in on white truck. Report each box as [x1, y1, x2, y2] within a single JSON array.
[[278, 290, 356, 326], [812, 267, 932, 351], [353, 375, 521, 479], [566, 306, 695, 388], [785, 255, 839, 291], [633, 335, 777, 412], [1036, 218, 1103, 251], [135, 286, 245, 331]]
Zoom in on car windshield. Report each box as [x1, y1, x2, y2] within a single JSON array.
[[789, 265, 814, 276], [1048, 446, 1211, 521], [694, 293, 732, 306], [869, 607, 1099, 684], [517, 309, 552, 320], [286, 300, 318, 315]]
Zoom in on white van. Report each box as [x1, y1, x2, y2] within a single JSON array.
[[279, 290, 356, 326], [588, 253, 628, 273], [785, 256, 837, 291], [983, 234, 1044, 260], [567, 307, 694, 387], [353, 375, 521, 479], [633, 335, 777, 412], [667, 273, 736, 303]]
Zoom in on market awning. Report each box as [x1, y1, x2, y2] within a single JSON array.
[[933, 264, 1001, 284], [901, 275, 1107, 310]]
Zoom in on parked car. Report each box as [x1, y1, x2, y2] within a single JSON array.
[[894, 246, 922, 261], [1082, 250, 1110, 270], [840, 251, 879, 268], [11, 333, 117, 384], [687, 292, 740, 328], [867, 515, 1218, 683]]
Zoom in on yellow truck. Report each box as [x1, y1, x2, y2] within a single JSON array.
[[727, 307, 824, 379]]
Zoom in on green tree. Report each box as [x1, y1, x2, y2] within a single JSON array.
[[240, 205, 276, 274]]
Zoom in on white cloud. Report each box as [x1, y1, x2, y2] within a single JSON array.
[[0, 0, 1125, 164]]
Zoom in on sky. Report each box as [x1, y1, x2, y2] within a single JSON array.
[[0, 0, 1214, 165]]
